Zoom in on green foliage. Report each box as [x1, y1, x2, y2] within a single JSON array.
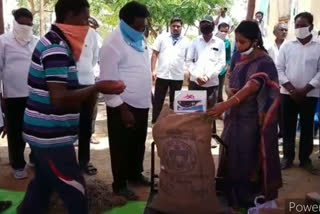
[[89, 0, 231, 37], [17, 0, 231, 37], [17, 0, 56, 35]]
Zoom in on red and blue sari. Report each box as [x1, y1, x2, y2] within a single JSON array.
[[218, 51, 282, 207]]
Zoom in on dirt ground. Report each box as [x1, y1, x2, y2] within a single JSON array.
[[0, 99, 320, 207]]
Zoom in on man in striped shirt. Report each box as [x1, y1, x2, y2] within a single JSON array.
[[18, 0, 125, 213]]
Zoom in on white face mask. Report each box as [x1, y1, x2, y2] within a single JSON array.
[[216, 31, 227, 40], [295, 26, 311, 39], [240, 46, 254, 56], [13, 20, 33, 46]]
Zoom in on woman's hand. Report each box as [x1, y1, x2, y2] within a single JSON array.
[[207, 102, 228, 118], [226, 87, 238, 98]]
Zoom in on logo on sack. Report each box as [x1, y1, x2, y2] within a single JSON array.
[[183, 94, 195, 99], [165, 139, 196, 173]]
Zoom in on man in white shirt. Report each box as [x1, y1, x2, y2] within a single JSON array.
[[76, 18, 101, 176], [268, 22, 288, 64], [99, 1, 152, 200], [277, 12, 320, 173], [0, 8, 37, 179], [267, 22, 288, 139], [151, 17, 189, 123], [214, 8, 234, 33], [187, 15, 226, 133], [255, 11, 268, 38]]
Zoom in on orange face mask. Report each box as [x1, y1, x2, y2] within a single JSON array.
[[55, 23, 89, 61]]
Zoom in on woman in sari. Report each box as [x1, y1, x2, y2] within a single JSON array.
[[207, 21, 282, 208]]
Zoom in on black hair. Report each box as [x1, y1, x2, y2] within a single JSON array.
[[170, 17, 183, 25], [12, 8, 33, 21], [55, 0, 90, 23], [294, 12, 313, 25], [255, 11, 264, 17], [235, 20, 267, 52], [119, 1, 150, 25], [218, 22, 230, 30]]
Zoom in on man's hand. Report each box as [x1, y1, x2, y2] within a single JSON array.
[[95, 80, 126, 94], [282, 82, 302, 103], [197, 76, 208, 86], [291, 88, 307, 103], [119, 103, 135, 128], [152, 71, 157, 82]]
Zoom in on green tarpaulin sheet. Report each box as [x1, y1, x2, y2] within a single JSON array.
[[0, 189, 146, 214]]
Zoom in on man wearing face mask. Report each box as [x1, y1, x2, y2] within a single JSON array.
[[0, 8, 38, 180], [214, 8, 234, 33], [216, 22, 231, 102], [99, 1, 152, 200], [187, 15, 226, 133], [151, 17, 189, 123], [277, 12, 320, 174], [18, 0, 125, 213]]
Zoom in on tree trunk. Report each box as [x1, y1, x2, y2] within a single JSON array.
[[40, 0, 45, 36], [28, 0, 37, 15], [246, 0, 256, 20], [0, 0, 4, 34]]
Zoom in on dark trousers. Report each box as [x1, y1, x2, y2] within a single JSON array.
[[218, 73, 226, 102], [281, 94, 317, 164], [19, 145, 88, 214], [4, 97, 32, 170], [189, 81, 218, 133], [78, 90, 98, 167], [107, 104, 149, 191], [152, 78, 183, 123]]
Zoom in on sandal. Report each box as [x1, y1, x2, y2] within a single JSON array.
[[90, 136, 100, 144], [81, 163, 97, 175], [0, 201, 12, 212]]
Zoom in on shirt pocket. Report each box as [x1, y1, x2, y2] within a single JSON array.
[[305, 56, 319, 78], [305, 57, 319, 68], [207, 47, 220, 63]]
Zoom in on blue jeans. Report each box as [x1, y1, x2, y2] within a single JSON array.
[[18, 144, 88, 214]]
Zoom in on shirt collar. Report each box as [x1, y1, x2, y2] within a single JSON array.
[[273, 39, 286, 47], [293, 35, 316, 46], [199, 35, 215, 43], [170, 33, 182, 40], [51, 24, 73, 51]]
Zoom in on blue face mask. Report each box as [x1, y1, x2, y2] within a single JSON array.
[[119, 19, 145, 52], [171, 34, 180, 45]]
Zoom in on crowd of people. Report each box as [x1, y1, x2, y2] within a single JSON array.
[[0, 0, 319, 213]]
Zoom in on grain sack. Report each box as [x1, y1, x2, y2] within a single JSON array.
[[149, 108, 224, 214]]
